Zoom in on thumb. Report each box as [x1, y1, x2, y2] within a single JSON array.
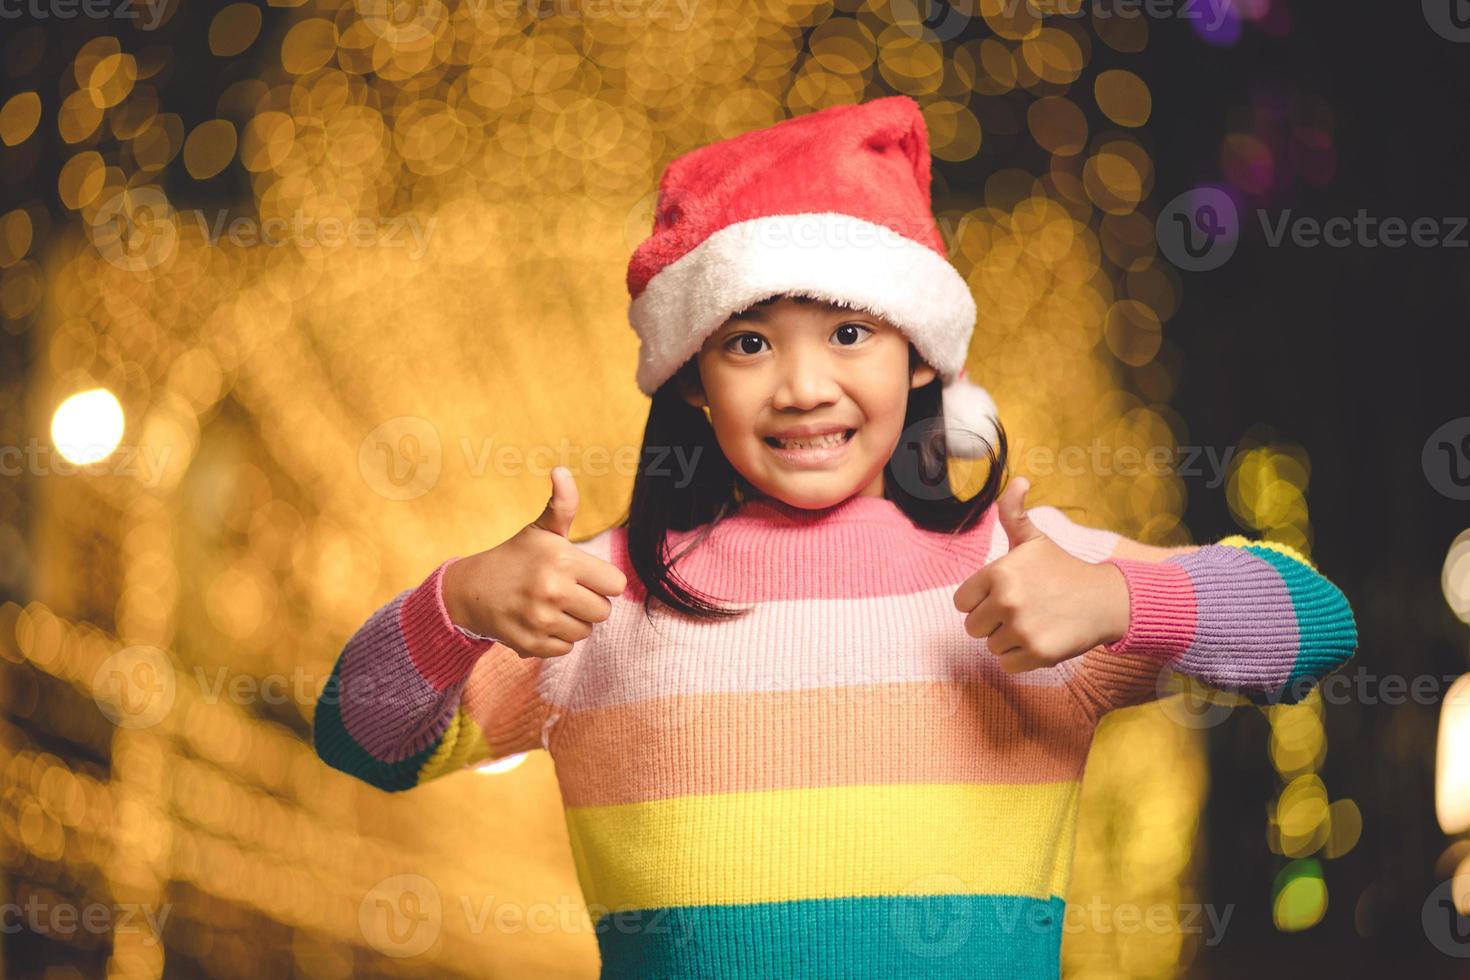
[[531, 466, 578, 538], [998, 476, 1045, 549]]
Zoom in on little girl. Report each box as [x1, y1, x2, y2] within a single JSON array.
[[312, 97, 1358, 978]]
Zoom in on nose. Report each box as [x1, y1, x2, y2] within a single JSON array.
[[770, 341, 842, 411]]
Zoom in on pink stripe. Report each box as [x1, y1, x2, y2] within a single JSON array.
[[617, 496, 999, 604], [1100, 558, 1199, 658], [402, 559, 489, 691]]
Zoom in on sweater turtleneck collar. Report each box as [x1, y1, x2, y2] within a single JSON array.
[[728, 493, 909, 527], [651, 491, 998, 602]]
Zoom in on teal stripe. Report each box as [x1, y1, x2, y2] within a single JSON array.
[[1235, 544, 1358, 707], [311, 668, 440, 792], [594, 894, 1064, 979]]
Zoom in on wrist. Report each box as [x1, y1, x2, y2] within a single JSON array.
[[442, 555, 495, 640], [1096, 561, 1132, 647]]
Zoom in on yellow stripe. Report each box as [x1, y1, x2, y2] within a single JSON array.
[[563, 781, 1081, 919], [1216, 534, 1317, 570], [416, 708, 490, 782]]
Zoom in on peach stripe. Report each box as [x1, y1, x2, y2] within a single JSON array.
[[550, 680, 1092, 806]]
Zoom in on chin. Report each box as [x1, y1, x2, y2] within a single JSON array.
[[754, 478, 863, 510]]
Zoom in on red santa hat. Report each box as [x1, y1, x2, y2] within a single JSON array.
[[624, 95, 999, 459]]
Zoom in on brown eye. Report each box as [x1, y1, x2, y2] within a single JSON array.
[[833, 323, 873, 346]]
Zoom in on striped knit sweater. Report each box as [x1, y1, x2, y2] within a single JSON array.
[[312, 493, 1358, 978]]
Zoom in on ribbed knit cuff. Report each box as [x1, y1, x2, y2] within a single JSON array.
[[1099, 557, 1197, 659], [399, 557, 496, 690]]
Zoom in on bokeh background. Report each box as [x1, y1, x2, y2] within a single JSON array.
[[0, 0, 1468, 976]]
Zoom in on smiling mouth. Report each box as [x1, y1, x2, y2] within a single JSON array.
[[764, 428, 857, 450]]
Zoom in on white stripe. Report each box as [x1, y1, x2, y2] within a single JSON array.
[[627, 212, 977, 395], [547, 582, 1072, 714]]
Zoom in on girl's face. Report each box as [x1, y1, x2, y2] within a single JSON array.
[[679, 295, 936, 509]]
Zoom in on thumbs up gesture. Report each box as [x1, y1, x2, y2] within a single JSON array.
[[951, 477, 1132, 673], [443, 467, 628, 659]]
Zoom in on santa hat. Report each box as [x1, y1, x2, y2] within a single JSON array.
[[624, 95, 999, 459]]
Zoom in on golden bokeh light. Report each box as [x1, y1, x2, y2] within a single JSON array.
[[0, 0, 1293, 974], [0, 91, 42, 147], [49, 388, 126, 466]]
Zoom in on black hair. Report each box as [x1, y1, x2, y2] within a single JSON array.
[[614, 293, 1009, 624]]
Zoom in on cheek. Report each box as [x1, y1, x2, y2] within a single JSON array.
[[706, 394, 760, 445]]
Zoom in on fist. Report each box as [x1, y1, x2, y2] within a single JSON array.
[[443, 466, 628, 659], [951, 477, 1131, 673]]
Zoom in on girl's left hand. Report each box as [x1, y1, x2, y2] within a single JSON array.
[[953, 477, 1132, 673]]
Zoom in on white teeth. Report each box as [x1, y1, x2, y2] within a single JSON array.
[[776, 431, 847, 450]]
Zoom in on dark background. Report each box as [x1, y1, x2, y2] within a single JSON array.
[[1140, 6, 1470, 977]]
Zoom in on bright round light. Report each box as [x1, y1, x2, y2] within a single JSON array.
[[477, 752, 528, 775], [50, 388, 125, 465]]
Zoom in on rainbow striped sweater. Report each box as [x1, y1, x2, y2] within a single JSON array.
[[312, 494, 1358, 978]]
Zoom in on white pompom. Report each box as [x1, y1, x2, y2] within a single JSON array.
[[941, 369, 999, 459]]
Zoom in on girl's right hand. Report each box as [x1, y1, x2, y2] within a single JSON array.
[[442, 466, 628, 659]]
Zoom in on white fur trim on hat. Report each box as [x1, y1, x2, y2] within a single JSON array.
[[628, 212, 977, 396], [941, 369, 1000, 460]]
